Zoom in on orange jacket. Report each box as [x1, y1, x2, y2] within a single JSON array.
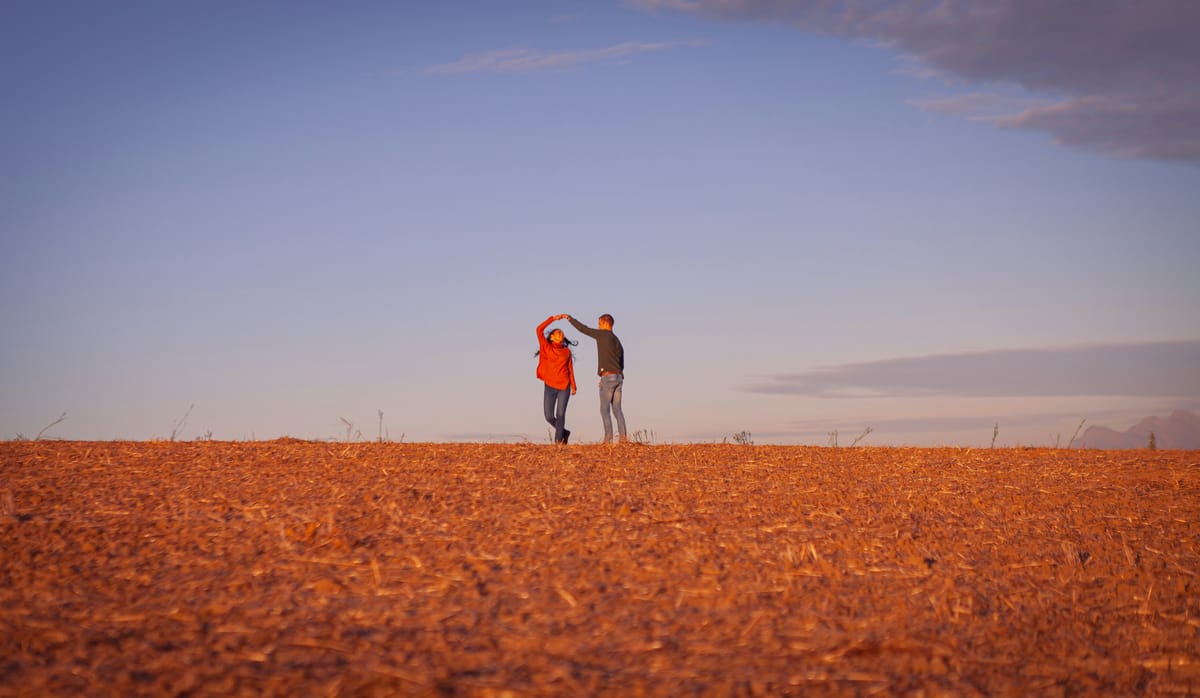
[[536, 316, 577, 392]]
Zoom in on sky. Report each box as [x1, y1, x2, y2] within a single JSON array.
[[2, 0, 1198, 446]]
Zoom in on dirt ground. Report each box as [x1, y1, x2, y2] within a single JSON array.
[[1, 441, 1197, 696]]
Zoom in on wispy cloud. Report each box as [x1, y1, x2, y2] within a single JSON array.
[[629, 0, 1200, 163], [911, 92, 1052, 120], [428, 40, 707, 75], [442, 432, 535, 443], [744, 340, 1200, 398], [768, 408, 1141, 438], [749, 407, 1181, 445]]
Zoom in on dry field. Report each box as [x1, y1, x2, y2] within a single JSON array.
[[1, 441, 1197, 696]]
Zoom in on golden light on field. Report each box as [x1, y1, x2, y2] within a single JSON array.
[[2, 441, 1197, 695]]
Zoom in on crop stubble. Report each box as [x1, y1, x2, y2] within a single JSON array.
[[1, 441, 1197, 696]]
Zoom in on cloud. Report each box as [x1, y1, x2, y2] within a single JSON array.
[[744, 340, 1200, 398], [992, 95, 1200, 162], [428, 40, 707, 75], [911, 92, 1052, 120], [766, 409, 1131, 438], [798, 415, 1009, 438], [442, 432, 537, 443], [629, 0, 1200, 163]]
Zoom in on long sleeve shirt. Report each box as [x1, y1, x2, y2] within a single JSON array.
[[568, 318, 625, 376], [536, 317, 577, 392]]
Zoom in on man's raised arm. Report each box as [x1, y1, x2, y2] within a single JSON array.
[[567, 316, 601, 338]]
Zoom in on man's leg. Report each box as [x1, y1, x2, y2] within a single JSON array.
[[610, 376, 627, 441], [599, 375, 617, 443]]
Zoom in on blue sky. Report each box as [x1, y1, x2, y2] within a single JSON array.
[[3, 1, 1198, 445]]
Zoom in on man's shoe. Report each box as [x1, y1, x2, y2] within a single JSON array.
[[563, 430, 571, 444]]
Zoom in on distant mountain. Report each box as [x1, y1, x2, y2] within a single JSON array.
[[1078, 410, 1200, 449]]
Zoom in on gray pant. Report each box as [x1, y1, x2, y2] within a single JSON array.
[[599, 374, 627, 442]]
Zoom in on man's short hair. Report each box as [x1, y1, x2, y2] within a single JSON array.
[[599, 314, 614, 326]]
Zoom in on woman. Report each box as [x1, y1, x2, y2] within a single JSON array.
[[536, 314, 577, 444]]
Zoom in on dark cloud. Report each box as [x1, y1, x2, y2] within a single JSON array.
[[993, 95, 1200, 162], [631, 0, 1200, 162], [745, 340, 1200, 398]]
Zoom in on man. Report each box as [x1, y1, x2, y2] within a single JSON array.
[[567, 313, 626, 444]]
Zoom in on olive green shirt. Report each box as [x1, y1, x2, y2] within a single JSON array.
[[568, 318, 625, 376]]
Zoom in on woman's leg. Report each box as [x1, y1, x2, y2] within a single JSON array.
[[543, 384, 558, 430], [554, 388, 570, 443]]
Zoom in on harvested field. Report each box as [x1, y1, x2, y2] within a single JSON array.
[[1, 441, 1197, 696]]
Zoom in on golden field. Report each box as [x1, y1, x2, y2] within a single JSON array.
[[1, 441, 1197, 696]]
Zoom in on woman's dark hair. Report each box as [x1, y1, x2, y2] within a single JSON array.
[[534, 330, 577, 357]]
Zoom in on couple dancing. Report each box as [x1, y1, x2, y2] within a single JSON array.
[[536, 313, 626, 445]]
